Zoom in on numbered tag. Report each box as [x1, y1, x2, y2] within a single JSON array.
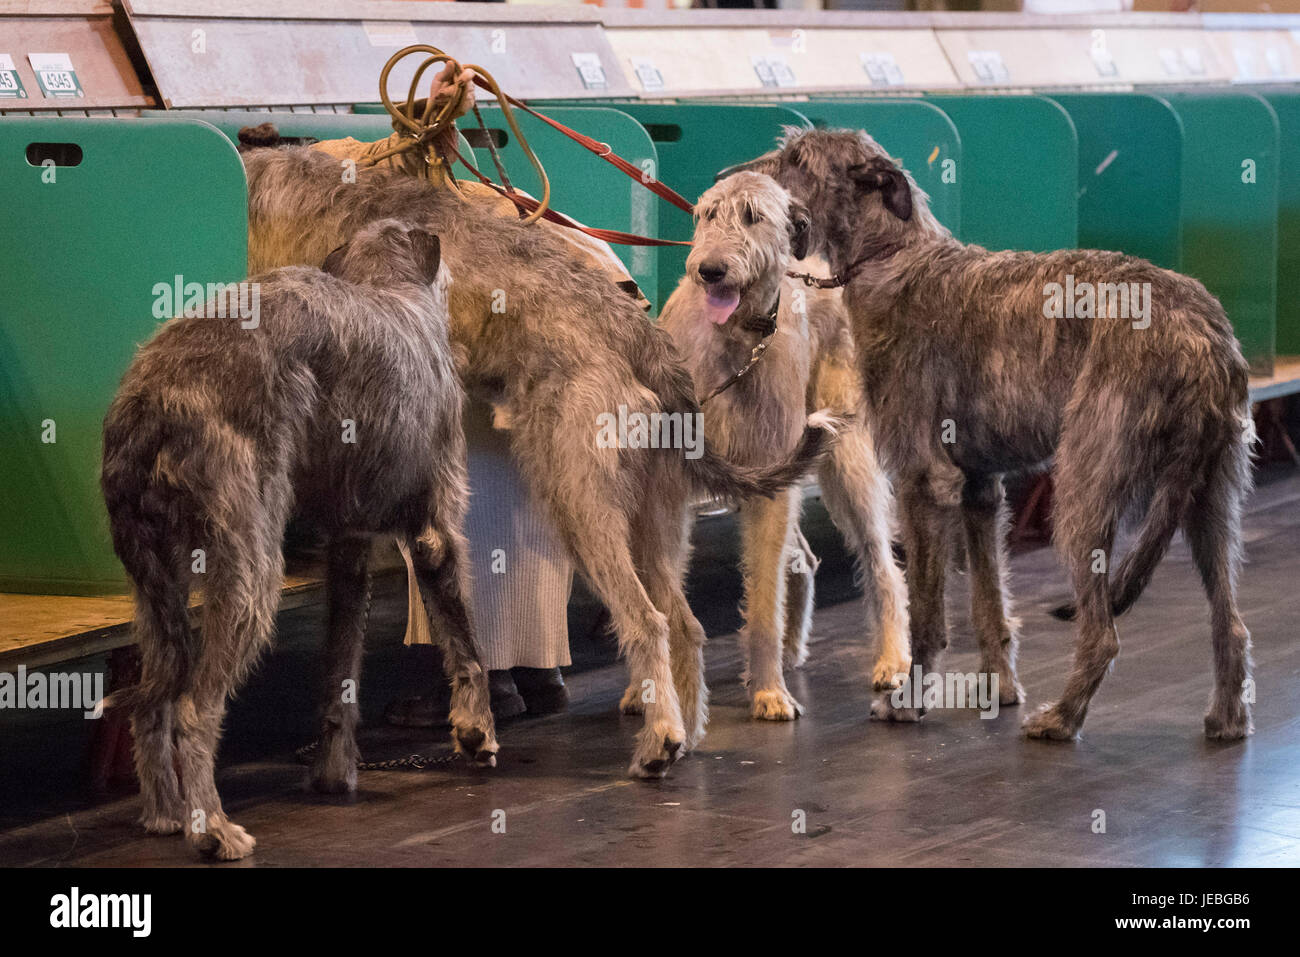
[[28, 53, 82, 99], [860, 52, 904, 87], [571, 53, 607, 90], [631, 57, 664, 93], [752, 54, 796, 89], [1233, 46, 1259, 81], [1181, 47, 1206, 77], [1157, 48, 1182, 77], [0, 54, 27, 99], [967, 50, 1010, 84], [1090, 47, 1118, 78]]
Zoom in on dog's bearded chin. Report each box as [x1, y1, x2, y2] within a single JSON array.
[[702, 286, 740, 325]]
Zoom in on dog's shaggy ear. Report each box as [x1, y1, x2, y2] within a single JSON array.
[[320, 243, 349, 276], [849, 161, 913, 221], [788, 199, 811, 260], [237, 123, 282, 149], [407, 228, 442, 283]]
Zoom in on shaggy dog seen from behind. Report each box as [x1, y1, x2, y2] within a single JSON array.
[[102, 219, 496, 861], [740, 128, 1254, 742], [644, 171, 910, 721]]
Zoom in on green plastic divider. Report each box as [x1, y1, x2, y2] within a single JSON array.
[[1253, 86, 1300, 359], [923, 94, 1078, 253], [791, 99, 962, 236], [1046, 94, 1184, 271], [1155, 89, 1278, 374], [0, 117, 248, 594]]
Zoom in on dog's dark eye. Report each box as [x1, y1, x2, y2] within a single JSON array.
[[744, 207, 762, 226]]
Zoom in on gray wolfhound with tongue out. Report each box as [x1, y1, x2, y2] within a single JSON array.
[[737, 128, 1254, 742]]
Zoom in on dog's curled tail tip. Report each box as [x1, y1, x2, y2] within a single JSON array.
[[807, 408, 852, 437]]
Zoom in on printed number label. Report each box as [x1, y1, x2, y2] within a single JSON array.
[[632, 58, 664, 92], [571, 53, 607, 90], [860, 52, 904, 86], [41, 70, 75, 92], [967, 50, 1010, 84]]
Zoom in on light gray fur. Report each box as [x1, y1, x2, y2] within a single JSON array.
[[102, 220, 497, 861], [742, 128, 1254, 741]]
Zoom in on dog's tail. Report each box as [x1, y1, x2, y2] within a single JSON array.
[[1050, 475, 1194, 622], [629, 325, 841, 498], [1051, 400, 1251, 623], [101, 398, 198, 708], [687, 410, 842, 500]]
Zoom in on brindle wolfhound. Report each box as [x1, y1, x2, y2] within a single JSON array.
[[737, 129, 1254, 742], [635, 171, 909, 721], [103, 220, 496, 860], [241, 146, 836, 774]]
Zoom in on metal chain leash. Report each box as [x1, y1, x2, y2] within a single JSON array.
[[293, 567, 462, 772]]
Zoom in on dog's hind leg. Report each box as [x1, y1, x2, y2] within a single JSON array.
[[818, 423, 911, 691], [739, 486, 804, 720], [960, 475, 1024, 706], [129, 575, 191, 836], [1024, 416, 1127, 741], [177, 533, 282, 861], [634, 496, 710, 750], [408, 517, 498, 767], [1190, 437, 1254, 741], [871, 470, 958, 722], [782, 524, 818, 670], [310, 535, 370, 794]]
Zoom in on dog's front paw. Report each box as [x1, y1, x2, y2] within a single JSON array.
[[452, 722, 499, 768], [751, 687, 803, 721], [1204, 701, 1253, 741], [630, 733, 685, 780], [870, 693, 923, 723], [190, 816, 256, 862], [1022, 703, 1079, 741]]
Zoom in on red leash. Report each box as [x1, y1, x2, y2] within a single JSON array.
[[468, 76, 696, 245]]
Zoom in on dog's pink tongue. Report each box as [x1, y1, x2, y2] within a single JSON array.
[[703, 289, 740, 325]]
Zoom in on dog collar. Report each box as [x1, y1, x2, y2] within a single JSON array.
[[701, 292, 778, 406]]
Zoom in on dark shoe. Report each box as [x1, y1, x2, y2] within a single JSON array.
[[384, 693, 449, 729], [489, 670, 527, 721], [511, 667, 569, 715]]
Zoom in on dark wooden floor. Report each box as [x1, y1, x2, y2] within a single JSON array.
[[3, 472, 1299, 868]]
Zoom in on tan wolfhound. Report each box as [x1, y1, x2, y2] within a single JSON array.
[[622, 171, 910, 722]]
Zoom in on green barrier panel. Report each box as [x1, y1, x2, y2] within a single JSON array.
[[791, 99, 962, 236], [533, 102, 811, 310], [1155, 89, 1278, 374], [1253, 86, 1300, 359], [144, 109, 477, 178], [0, 117, 247, 594], [923, 95, 1078, 253], [1046, 94, 1183, 271]]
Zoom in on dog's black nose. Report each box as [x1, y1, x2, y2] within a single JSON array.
[[698, 263, 728, 284]]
